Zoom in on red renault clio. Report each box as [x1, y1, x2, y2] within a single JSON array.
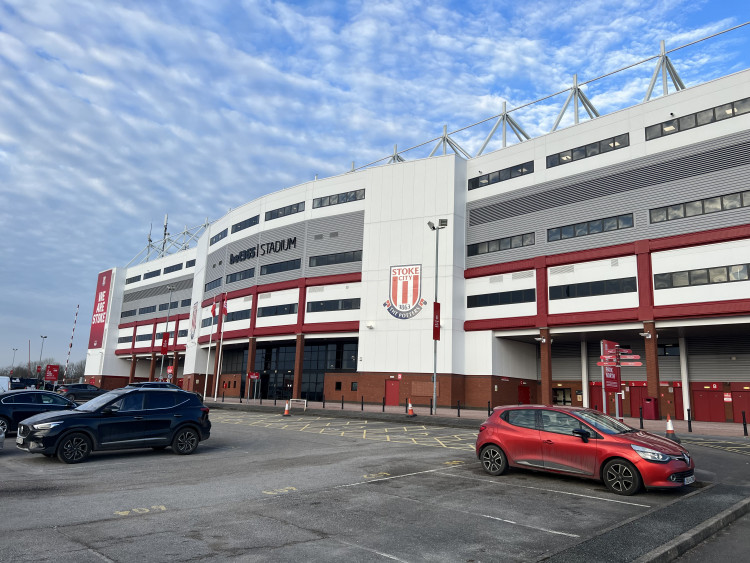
[[476, 405, 695, 495]]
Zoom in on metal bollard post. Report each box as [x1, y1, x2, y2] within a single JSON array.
[[382, 397, 385, 413], [239, 394, 242, 404], [743, 411, 748, 437], [361, 396, 364, 411], [260, 396, 262, 405], [405, 401, 408, 414], [341, 395, 344, 410], [430, 398, 433, 415], [639, 406, 643, 429], [323, 395, 326, 409], [457, 400, 461, 418], [687, 408, 692, 433], [488, 401, 491, 417]]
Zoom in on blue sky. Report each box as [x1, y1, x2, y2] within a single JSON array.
[[1, 0, 749, 369]]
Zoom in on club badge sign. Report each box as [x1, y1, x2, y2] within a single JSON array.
[[383, 264, 427, 319]]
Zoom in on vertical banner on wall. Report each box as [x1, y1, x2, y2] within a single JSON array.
[[88, 270, 113, 349]]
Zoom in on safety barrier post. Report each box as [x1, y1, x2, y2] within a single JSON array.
[[687, 408, 692, 433], [639, 407, 643, 429], [743, 411, 748, 437], [260, 396, 262, 405], [382, 397, 385, 412], [457, 400, 461, 418], [488, 401, 491, 416], [405, 401, 408, 414], [361, 396, 364, 411], [430, 398, 433, 415], [323, 395, 326, 409], [341, 395, 344, 410], [222, 393, 224, 403]]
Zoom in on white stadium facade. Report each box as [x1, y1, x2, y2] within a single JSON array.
[[85, 46, 750, 424]]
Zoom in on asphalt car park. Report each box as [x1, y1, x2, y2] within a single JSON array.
[[0, 409, 747, 561]]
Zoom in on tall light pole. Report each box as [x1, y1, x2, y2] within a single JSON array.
[[159, 285, 176, 379], [38, 336, 47, 386], [427, 218, 448, 415], [11, 347, 18, 375]]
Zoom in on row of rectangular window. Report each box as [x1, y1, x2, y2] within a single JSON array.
[[144, 269, 160, 280], [467, 161, 534, 191], [135, 334, 153, 342], [210, 228, 228, 246], [549, 276, 637, 300], [257, 303, 298, 317], [309, 250, 362, 268], [313, 189, 365, 209], [125, 275, 141, 285], [117, 336, 132, 343], [205, 278, 222, 292], [164, 263, 183, 274], [227, 268, 255, 284], [546, 134, 629, 168], [126, 260, 194, 285], [138, 305, 157, 314], [260, 258, 301, 276], [467, 289, 536, 308], [645, 97, 750, 141], [307, 298, 361, 313], [158, 301, 178, 311], [467, 233, 534, 257], [548, 214, 633, 242], [225, 309, 251, 322], [654, 264, 749, 290], [231, 215, 259, 234], [201, 315, 219, 328], [650, 191, 750, 223], [266, 202, 304, 221], [121, 309, 137, 318]]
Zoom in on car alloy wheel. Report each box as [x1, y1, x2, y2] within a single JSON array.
[[57, 433, 92, 464], [0, 416, 9, 435], [481, 444, 508, 476], [67, 394, 76, 401], [603, 459, 642, 496], [172, 428, 199, 455]]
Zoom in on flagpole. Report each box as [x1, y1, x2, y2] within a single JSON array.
[[213, 296, 226, 400], [203, 297, 215, 399]]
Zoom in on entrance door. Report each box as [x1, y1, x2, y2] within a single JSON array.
[[385, 380, 400, 406], [629, 387, 646, 418], [518, 385, 531, 404], [731, 392, 750, 423], [692, 391, 725, 422]]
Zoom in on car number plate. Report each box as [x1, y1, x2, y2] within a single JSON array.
[[684, 475, 695, 485], [16, 435, 23, 445]]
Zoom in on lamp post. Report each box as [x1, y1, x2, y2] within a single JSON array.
[[159, 285, 176, 380], [11, 347, 18, 376], [427, 218, 448, 415], [38, 336, 47, 386]]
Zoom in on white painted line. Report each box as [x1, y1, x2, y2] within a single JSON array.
[[440, 471, 651, 507], [456, 508, 579, 538], [335, 539, 410, 562], [333, 467, 451, 488]]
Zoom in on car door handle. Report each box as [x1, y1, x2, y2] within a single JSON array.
[[173, 414, 183, 418], [133, 416, 144, 420], [543, 439, 554, 444]]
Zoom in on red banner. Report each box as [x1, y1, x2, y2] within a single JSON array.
[[88, 270, 113, 349], [161, 331, 169, 355], [601, 340, 621, 392], [433, 302, 441, 341], [44, 365, 59, 382]]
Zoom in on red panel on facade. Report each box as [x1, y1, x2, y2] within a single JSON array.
[[731, 392, 750, 423], [692, 391, 725, 422]]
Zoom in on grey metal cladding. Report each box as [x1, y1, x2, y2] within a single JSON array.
[[121, 275, 194, 321], [203, 245, 228, 301], [687, 335, 750, 382], [306, 210, 364, 278], [468, 130, 750, 227], [123, 277, 193, 303], [256, 221, 306, 285], [466, 130, 750, 269]]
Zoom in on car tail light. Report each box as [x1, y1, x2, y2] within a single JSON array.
[[201, 407, 210, 414], [479, 425, 487, 433]]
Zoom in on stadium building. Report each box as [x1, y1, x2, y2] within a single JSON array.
[[85, 49, 750, 424]]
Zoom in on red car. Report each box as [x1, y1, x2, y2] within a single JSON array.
[[476, 405, 695, 495]]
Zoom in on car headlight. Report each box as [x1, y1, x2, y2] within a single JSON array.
[[631, 444, 670, 462], [32, 422, 63, 430]]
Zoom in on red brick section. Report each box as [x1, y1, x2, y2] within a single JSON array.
[[539, 328, 553, 406], [128, 354, 136, 383]]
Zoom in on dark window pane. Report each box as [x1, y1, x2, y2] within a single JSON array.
[[708, 267, 728, 283], [468, 178, 478, 190], [703, 197, 721, 213], [487, 239, 500, 253], [572, 146, 586, 161], [696, 108, 714, 126], [477, 242, 488, 255], [715, 103, 733, 121], [729, 265, 749, 281], [548, 228, 561, 241], [645, 124, 662, 140], [510, 165, 523, 178], [546, 154, 559, 168], [653, 273, 672, 289], [685, 200, 703, 217], [743, 191, 750, 207], [488, 171, 499, 184], [510, 235, 522, 248], [599, 138, 614, 153], [548, 286, 562, 300], [478, 175, 489, 187], [586, 141, 601, 156], [613, 134, 629, 148], [679, 114, 696, 130], [667, 204, 684, 220], [672, 271, 689, 287], [602, 217, 618, 231], [722, 193, 742, 210], [618, 214, 633, 229], [560, 225, 575, 239], [590, 280, 605, 296], [661, 119, 678, 135], [650, 208, 667, 223], [735, 97, 750, 116], [690, 269, 708, 286], [576, 282, 591, 297], [522, 233, 535, 246], [499, 168, 511, 181], [588, 219, 603, 233], [574, 223, 588, 237], [500, 237, 511, 250], [559, 150, 572, 164]]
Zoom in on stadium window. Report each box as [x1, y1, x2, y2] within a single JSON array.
[[467, 161, 534, 191], [209, 229, 228, 246]]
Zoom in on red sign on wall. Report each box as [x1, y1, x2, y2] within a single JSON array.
[[88, 270, 113, 349]]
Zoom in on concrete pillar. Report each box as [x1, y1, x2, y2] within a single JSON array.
[[643, 321, 660, 418], [679, 336, 691, 420], [128, 354, 137, 383], [539, 328, 553, 406]]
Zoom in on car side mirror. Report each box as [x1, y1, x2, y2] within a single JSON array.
[[572, 428, 591, 443], [102, 405, 120, 415]]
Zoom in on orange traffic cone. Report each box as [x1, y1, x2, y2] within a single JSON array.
[[406, 398, 416, 418], [665, 414, 680, 443], [283, 400, 291, 417]]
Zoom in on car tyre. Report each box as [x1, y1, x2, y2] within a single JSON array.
[[0, 416, 9, 435], [172, 428, 199, 455], [57, 432, 92, 464], [67, 394, 76, 401], [480, 444, 508, 476], [603, 458, 642, 496]]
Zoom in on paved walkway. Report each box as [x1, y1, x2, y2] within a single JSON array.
[[205, 396, 750, 439]]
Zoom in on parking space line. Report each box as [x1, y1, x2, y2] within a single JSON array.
[[334, 539, 409, 562], [440, 471, 651, 507]]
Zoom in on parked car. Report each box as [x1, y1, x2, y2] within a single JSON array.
[[126, 382, 203, 401], [16, 388, 211, 463], [57, 383, 107, 401], [0, 390, 77, 435], [476, 405, 695, 496]]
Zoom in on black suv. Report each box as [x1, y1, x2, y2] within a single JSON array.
[[16, 388, 211, 463], [57, 383, 107, 401], [126, 382, 204, 401], [0, 390, 77, 434]]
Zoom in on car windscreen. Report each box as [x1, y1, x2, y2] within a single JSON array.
[[74, 392, 120, 412], [575, 410, 632, 435]]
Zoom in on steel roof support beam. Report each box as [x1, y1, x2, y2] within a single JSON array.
[[644, 40, 686, 102], [477, 101, 530, 156], [428, 125, 471, 159], [551, 74, 600, 132]]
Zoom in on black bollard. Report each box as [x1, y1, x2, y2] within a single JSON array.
[[488, 401, 491, 417], [341, 395, 344, 410], [323, 395, 326, 409], [457, 400, 461, 418], [239, 395, 242, 404], [639, 406, 643, 429], [405, 401, 408, 414], [260, 396, 262, 405], [382, 397, 385, 412], [743, 411, 748, 437], [361, 396, 364, 411], [430, 398, 433, 415], [687, 408, 692, 433], [222, 393, 225, 403]]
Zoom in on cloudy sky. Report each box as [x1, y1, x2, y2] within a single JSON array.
[[1, 0, 749, 369]]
